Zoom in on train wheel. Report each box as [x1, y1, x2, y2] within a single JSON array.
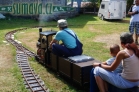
[[37, 49, 41, 57], [35, 56, 39, 61]]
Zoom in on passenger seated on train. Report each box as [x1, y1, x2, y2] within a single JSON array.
[[49, 19, 83, 57], [90, 44, 123, 92], [92, 32, 139, 92]]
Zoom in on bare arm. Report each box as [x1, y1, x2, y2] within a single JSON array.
[[93, 51, 124, 71], [49, 39, 58, 48], [101, 51, 124, 71], [128, 5, 138, 16], [102, 62, 107, 65], [128, 11, 138, 16], [93, 61, 108, 67]]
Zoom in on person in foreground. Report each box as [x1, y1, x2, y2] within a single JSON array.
[[90, 44, 123, 92], [93, 32, 139, 92], [49, 19, 83, 57]]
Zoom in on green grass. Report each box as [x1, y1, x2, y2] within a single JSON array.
[[0, 14, 130, 92]]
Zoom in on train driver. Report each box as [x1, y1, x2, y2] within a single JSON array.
[[49, 19, 83, 57]]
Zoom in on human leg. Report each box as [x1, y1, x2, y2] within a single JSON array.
[[52, 43, 72, 57], [94, 73, 108, 92], [94, 67, 139, 89], [135, 22, 139, 44], [104, 81, 108, 92], [129, 22, 136, 42], [135, 34, 138, 44], [95, 76, 106, 92], [90, 68, 99, 92]]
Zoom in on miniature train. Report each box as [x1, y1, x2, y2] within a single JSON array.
[[35, 28, 139, 92], [35, 28, 100, 86]]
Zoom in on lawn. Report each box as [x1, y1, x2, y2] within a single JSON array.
[[0, 14, 130, 92]]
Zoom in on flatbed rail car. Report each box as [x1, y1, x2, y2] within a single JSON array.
[[35, 28, 101, 86]]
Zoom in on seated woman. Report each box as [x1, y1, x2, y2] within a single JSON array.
[[93, 32, 139, 92]]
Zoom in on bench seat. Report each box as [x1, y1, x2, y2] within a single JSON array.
[[68, 54, 94, 63]]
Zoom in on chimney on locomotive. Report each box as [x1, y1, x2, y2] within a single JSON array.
[[36, 27, 42, 49], [38, 27, 42, 42], [39, 27, 42, 32]]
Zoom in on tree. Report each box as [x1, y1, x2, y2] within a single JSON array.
[[127, 0, 134, 13]]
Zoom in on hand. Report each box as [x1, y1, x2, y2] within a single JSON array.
[[60, 43, 64, 45], [93, 62, 100, 67], [132, 11, 138, 15], [134, 11, 139, 14], [48, 46, 51, 49], [49, 41, 53, 48], [49, 44, 52, 49]]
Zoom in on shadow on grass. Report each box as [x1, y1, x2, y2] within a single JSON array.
[[0, 18, 39, 30], [0, 14, 98, 30], [104, 19, 130, 23], [0, 14, 128, 31], [101, 15, 130, 24], [67, 14, 98, 28]]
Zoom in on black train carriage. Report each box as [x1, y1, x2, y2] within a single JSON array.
[[36, 28, 100, 86]]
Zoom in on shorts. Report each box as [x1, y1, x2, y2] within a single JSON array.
[[94, 67, 139, 89], [129, 22, 139, 34]]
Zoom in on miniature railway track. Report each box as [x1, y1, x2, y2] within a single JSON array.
[[5, 28, 49, 92]]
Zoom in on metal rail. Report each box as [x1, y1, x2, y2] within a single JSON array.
[[5, 28, 49, 92]]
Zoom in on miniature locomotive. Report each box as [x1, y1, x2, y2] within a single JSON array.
[[36, 28, 100, 86]]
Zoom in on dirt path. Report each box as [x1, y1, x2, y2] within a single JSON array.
[[93, 33, 121, 48]]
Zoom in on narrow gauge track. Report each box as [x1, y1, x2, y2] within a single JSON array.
[[5, 28, 49, 92]]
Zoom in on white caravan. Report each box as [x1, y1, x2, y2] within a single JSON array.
[[98, 0, 127, 20]]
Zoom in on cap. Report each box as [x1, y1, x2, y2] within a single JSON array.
[[57, 19, 68, 27], [120, 32, 133, 43]]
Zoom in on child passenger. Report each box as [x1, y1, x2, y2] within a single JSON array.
[[90, 44, 123, 92], [102, 44, 123, 73]]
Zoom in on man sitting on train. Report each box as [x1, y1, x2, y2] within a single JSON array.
[[49, 19, 83, 57]]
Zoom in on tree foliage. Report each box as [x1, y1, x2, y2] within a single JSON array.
[[127, 0, 134, 11]]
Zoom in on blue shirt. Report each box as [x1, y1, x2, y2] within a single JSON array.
[[54, 28, 77, 48], [106, 57, 123, 73]]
